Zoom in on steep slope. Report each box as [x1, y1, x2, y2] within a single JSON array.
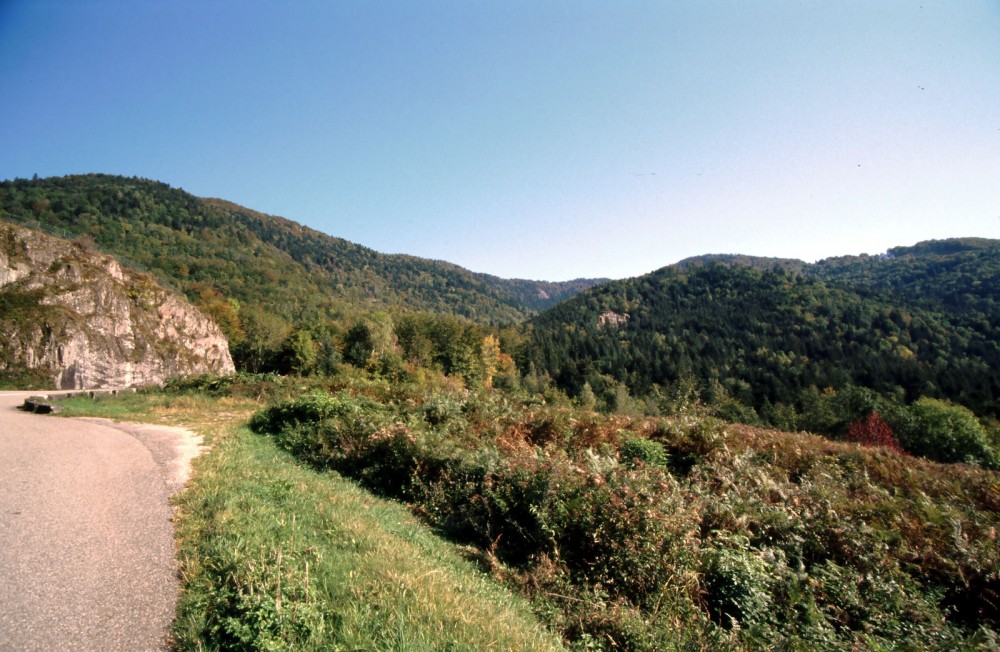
[[0, 175, 603, 325], [521, 245, 1000, 423], [0, 222, 234, 388]]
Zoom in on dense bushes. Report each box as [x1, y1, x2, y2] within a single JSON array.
[[897, 398, 999, 468], [249, 386, 1000, 650]]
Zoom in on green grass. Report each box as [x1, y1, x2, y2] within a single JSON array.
[[174, 426, 564, 650], [56, 391, 260, 435], [57, 392, 564, 651], [57, 391, 186, 419], [57, 382, 1000, 650], [0, 367, 53, 390]]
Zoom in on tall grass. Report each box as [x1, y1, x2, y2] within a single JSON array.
[[249, 387, 1000, 650], [55, 382, 1000, 650], [57, 391, 564, 651]]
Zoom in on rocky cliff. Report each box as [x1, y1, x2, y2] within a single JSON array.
[[0, 222, 235, 388]]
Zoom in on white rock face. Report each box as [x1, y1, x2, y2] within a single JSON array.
[[0, 223, 235, 388]]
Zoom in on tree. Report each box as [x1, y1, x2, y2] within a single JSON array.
[[846, 412, 902, 453], [577, 382, 597, 411], [897, 398, 998, 467], [279, 329, 318, 375], [195, 288, 243, 345], [343, 312, 397, 370], [343, 323, 373, 368], [480, 334, 502, 388], [233, 306, 290, 373]]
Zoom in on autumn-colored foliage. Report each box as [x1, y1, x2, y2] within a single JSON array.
[[846, 411, 903, 453], [247, 380, 1000, 650]]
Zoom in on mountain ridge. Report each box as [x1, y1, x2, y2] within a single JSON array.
[[5, 173, 997, 428], [0, 174, 606, 326], [521, 240, 1000, 430]]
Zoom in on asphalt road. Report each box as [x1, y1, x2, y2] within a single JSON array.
[[0, 391, 197, 651]]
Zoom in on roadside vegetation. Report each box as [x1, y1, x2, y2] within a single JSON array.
[[0, 367, 52, 390], [245, 374, 1000, 650], [17, 173, 999, 648], [59, 368, 1000, 650], [57, 382, 564, 651]]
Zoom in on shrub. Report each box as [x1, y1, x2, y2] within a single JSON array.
[[618, 433, 669, 469], [525, 409, 573, 446], [556, 469, 697, 604], [650, 417, 726, 476], [846, 412, 903, 453], [249, 390, 350, 434], [897, 398, 998, 468], [0, 366, 53, 390], [249, 391, 392, 470], [701, 539, 774, 629], [422, 392, 464, 426]]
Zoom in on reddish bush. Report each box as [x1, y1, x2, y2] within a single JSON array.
[[847, 412, 903, 453]]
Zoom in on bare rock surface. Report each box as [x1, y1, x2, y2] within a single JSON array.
[[0, 222, 235, 389]]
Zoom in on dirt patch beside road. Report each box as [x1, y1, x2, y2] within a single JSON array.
[[75, 417, 205, 494]]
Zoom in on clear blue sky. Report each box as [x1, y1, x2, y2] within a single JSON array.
[[2, 1, 999, 281]]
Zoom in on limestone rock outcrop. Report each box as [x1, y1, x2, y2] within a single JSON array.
[[0, 222, 235, 388]]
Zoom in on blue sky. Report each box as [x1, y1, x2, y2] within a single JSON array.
[[2, 1, 998, 281]]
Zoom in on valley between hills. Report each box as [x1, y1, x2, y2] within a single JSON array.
[[1, 173, 998, 650]]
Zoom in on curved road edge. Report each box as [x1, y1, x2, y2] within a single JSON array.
[[0, 391, 203, 652]]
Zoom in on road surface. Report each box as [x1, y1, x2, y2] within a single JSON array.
[[0, 391, 201, 651]]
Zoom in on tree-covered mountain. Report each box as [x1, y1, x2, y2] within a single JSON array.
[[0, 175, 603, 326], [811, 238, 1000, 319], [520, 246, 1000, 440], [674, 253, 809, 274], [5, 173, 997, 457], [672, 240, 1000, 321]]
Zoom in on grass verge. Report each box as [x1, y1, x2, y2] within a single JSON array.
[[58, 392, 564, 651], [55, 391, 258, 435]]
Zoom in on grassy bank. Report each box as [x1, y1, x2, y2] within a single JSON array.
[[248, 385, 1000, 650], [56, 379, 1000, 650], [58, 391, 563, 651]]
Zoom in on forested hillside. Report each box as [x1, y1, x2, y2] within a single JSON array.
[[5, 174, 997, 468], [812, 238, 1000, 318], [521, 252, 1000, 466], [0, 175, 602, 326], [9, 173, 997, 649]]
